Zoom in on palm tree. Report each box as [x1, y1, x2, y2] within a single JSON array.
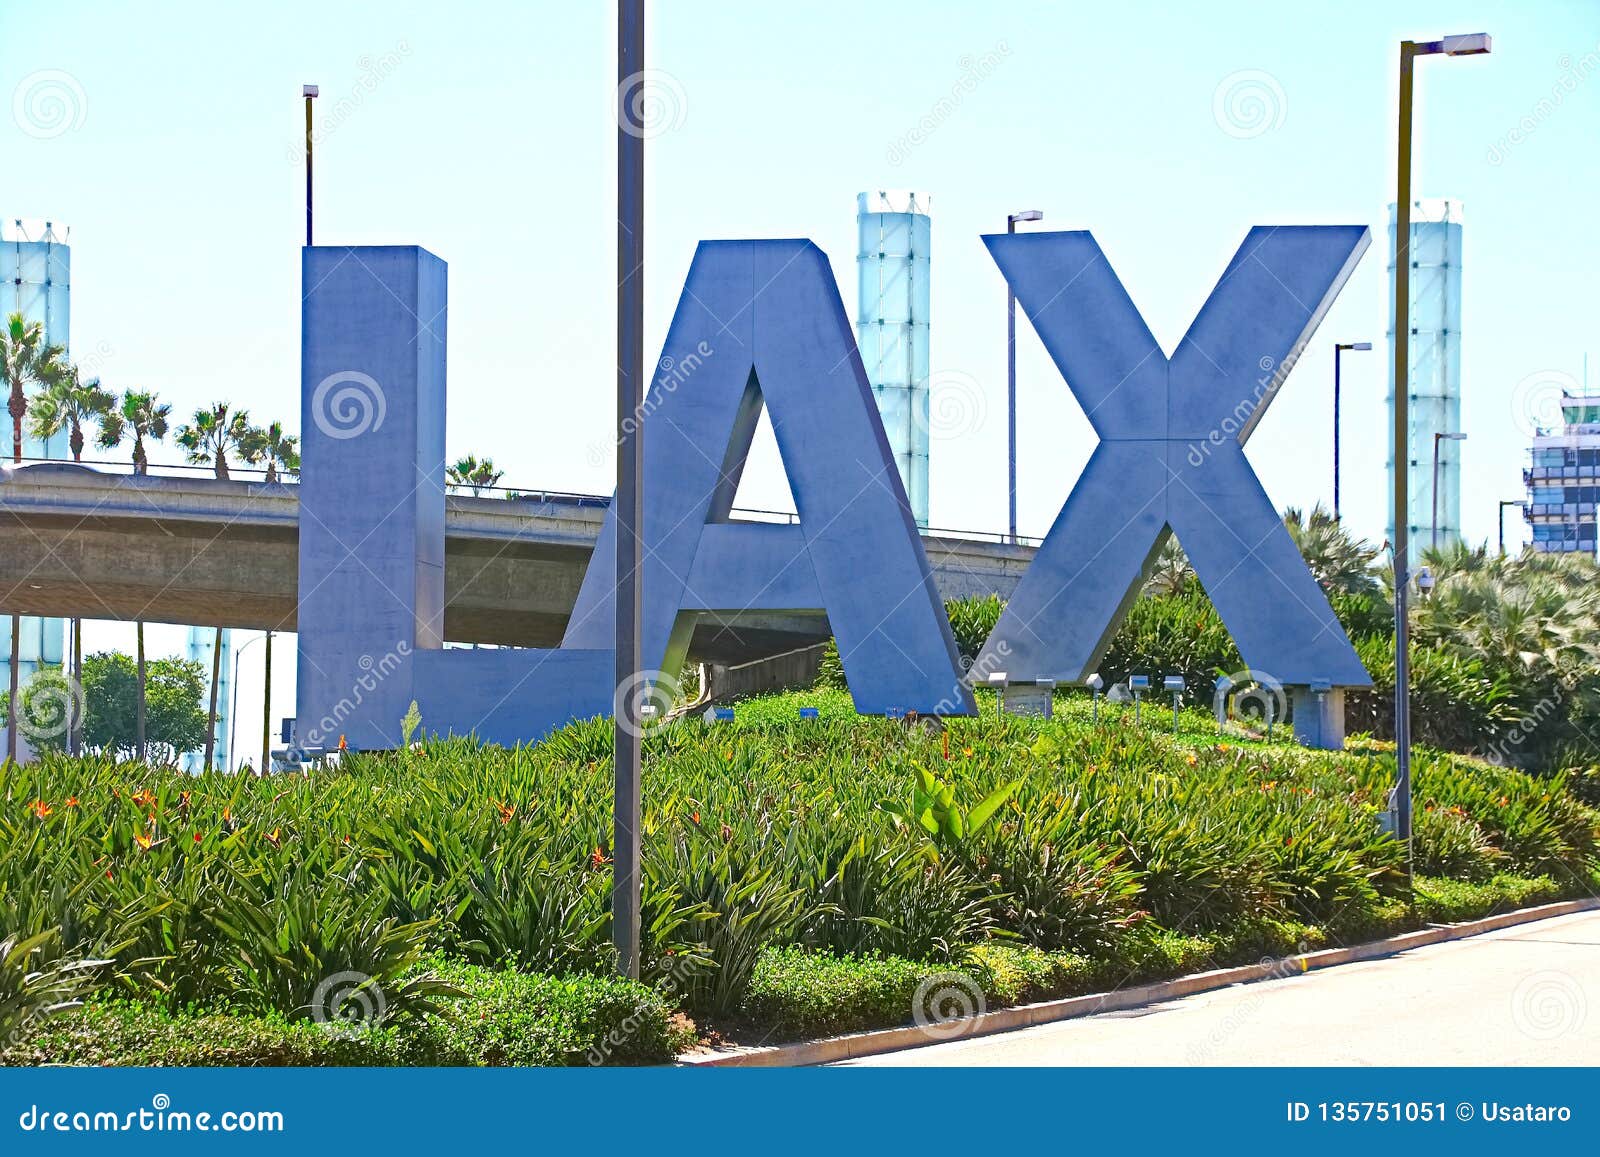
[[446, 454, 504, 496], [250, 420, 300, 483], [2, 314, 65, 763], [175, 403, 260, 768], [1283, 504, 1381, 598], [28, 365, 116, 463], [97, 389, 172, 763], [28, 364, 115, 756], [175, 402, 255, 481], [97, 389, 171, 475], [3, 312, 65, 462]]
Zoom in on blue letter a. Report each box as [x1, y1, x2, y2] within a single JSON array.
[[565, 240, 973, 717]]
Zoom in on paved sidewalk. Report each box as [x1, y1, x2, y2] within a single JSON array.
[[843, 910, 1600, 1066]]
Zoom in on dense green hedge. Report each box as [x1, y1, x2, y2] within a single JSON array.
[[2, 960, 689, 1067]]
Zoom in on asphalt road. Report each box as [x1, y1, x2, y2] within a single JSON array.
[[843, 909, 1600, 1066]]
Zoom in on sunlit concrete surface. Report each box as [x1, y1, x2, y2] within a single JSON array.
[[843, 910, 1600, 1066]]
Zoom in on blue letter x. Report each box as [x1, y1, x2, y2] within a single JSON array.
[[976, 226, 1372, 690]]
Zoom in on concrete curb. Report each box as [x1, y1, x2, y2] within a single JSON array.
[[678, 896, 1600, 1068]]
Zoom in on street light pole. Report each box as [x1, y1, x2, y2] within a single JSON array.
[[613, 0, 646, 980], [1333, 342, 1371, 521], [302, 86, 318, 247], [1498, 499, 1521, 556], [228, 632, 266, 773], [1006, 209, 1043, 545], [1432, 431, 1467, 550], [1392, 32, 1490, 861]]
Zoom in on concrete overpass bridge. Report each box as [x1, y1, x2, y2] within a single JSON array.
[[0, 463, 1035, 666]]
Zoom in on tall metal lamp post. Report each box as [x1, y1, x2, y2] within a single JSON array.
[[1332, 341, 1371, 521], [613, 0, 646, 980], [1498, 498, 1521, 556], [1392, 32, 1490, 859], [1006, 209, 1043, 544], [302, 85, 318, 246], [1431, 431, 1467, 549]]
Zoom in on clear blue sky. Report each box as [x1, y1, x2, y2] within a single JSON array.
[[4, 0, 1597, 756]]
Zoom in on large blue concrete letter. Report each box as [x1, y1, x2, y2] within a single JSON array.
[[565, 240, 973, 716], [297, 246, 612, 749], [975, 226, 1372, 692]]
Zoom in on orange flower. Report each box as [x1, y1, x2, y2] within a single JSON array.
[[222, 807, 233, 825], [131, 789, 157, 809], [179, 791, 191, 811], [133, 832, 154, 851], [591, 846, 611, 868], [338, 735, 348, 752], [1185, 754, 1198, 768], [690, 811, 701, 825], [265, 827, 282, 847], [27, 799, 51, 819], [63, 796, 79, 808], [494, 800, 516, 825], [962, 747, 975, 758], [105, 868, 114, 879], [722, 748, 734, 761]]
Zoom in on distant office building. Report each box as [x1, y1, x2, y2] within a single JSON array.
[[1387, 199, 1463, 563], [0, 219, 69, 694], [856, 191, 931, 527], [1524, 387, 1600, 557]]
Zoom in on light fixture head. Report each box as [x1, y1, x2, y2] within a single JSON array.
[[986, 671, 1009, 687], [1085, 673, 1104, 691], [303, 84, 320, 98], [1129, 674, 1150, 692], [1163, 675, 1186, 693], [1350, 341, 1373, 351], [1441, 33, 1491, 56], [1011, 209, 1044, 223]]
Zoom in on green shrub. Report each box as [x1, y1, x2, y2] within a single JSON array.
[[2, 1001, 414, 1067], [1412, 875, 1562, 925], [742, 947, 929, 1037], [1414, 805, 1505, 882], [418, 958, 692, 1066]]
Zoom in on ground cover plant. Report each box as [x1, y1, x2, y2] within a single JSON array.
[[3, 684, 1595, 1063]]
